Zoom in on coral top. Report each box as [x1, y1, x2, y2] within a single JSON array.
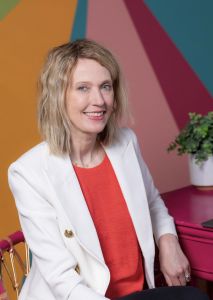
[[73, 154, 144, 299]]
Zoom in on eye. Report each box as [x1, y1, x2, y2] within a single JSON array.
[[101, 83, 112, 91], [77, 86, 88, 92]]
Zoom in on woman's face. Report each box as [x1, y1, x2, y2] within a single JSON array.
[[66, 58, 114, 140]]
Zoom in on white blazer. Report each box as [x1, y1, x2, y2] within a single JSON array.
[[8, 128, 176, 300]]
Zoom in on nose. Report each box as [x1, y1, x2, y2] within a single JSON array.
[[91, 87, 105, 106]]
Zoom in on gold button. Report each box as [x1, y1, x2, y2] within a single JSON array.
[[75, 264, 80, 274], [64, 229, 74, 238]]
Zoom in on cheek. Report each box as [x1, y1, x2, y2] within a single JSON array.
[[66, 101, 73, 115], [65, 99, 79, 120], [106, 94, 114, 107], [66, 95, 82, 111]]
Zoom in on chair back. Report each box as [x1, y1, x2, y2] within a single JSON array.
[[0, 231, 30, 300]]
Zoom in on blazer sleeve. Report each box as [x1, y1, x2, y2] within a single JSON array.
[[128, 129, 177, 244], [8, 161, 109, 300]]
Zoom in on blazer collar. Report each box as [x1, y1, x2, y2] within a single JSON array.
[[45, 136, 153, 263]]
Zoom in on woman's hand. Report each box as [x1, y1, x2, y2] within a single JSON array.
[[158, 233, 191, 286]]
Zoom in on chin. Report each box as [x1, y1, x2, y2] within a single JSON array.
[[85, 122, 107, 132], [84, 125, 106, 136]]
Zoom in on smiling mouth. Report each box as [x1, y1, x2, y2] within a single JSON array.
[[84, 111, 106, 117]]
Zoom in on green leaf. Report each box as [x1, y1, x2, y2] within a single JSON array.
[[167, 111, 213, 162]]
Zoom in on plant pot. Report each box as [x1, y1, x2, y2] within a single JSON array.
[[188, 155, 213, 189]]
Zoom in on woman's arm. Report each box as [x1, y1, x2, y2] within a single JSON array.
[[129, 129, 190, 286], [129, 129, 177, 240], [8, 161, 109, 300], [158, 233, 190, 286]]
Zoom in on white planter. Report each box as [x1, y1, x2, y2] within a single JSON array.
[[189, 155, 213, 187]]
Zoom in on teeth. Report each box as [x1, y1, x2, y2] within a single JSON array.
[[85, 112, 104, 116]]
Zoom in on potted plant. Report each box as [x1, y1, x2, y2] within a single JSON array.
[[168, 112, 213, 188]]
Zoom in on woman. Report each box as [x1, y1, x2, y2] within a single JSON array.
[[8, 39, 208, 300]]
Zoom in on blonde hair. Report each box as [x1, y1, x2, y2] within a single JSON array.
[[38, 39, 129, 155]]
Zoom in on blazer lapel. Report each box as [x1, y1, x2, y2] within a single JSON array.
[[46, 152, 105, 263], [104, 140, 155, 259]]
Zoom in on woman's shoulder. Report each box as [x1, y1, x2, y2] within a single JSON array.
[[115, 127, 137, 145], [9, 142, 49, 172], [105, 127, 139, 154]]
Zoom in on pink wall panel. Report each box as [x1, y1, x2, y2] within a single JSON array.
[[87, 0, 190, 192]]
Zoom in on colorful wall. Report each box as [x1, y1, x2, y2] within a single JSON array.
[[1, 0, 212, 240]]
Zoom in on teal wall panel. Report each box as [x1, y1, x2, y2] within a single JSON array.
[[70, 0, 88, 41], [145, 0, 213, 96]]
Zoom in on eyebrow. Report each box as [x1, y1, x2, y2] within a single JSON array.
[[75, 79, 113, 85]]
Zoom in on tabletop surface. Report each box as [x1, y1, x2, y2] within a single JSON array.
[[162, 186, 213, 231]]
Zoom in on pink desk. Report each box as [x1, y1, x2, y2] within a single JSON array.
[[162, 186, 213, 282]]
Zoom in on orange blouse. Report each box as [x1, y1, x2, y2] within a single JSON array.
[[73, 155, 144, 299]]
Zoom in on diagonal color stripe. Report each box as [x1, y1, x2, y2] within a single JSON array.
[[87, 0, 190, 192], [145, 0, 213, 96], [0, 0, 20, 20], [124, 0, 212, 129], [70, 0, 88, 41]]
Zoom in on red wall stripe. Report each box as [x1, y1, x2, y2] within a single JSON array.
[[124, 0, 212, 129]]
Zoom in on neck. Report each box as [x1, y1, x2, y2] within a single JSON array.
[[70, 132, 104, 168]]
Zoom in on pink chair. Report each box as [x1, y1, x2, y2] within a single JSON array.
[[0, 231, 30, 300]]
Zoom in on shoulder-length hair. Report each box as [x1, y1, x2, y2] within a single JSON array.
[[38, 39, 129, 156]]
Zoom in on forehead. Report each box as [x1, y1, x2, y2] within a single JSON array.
[[71, 58, 112, 83]]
